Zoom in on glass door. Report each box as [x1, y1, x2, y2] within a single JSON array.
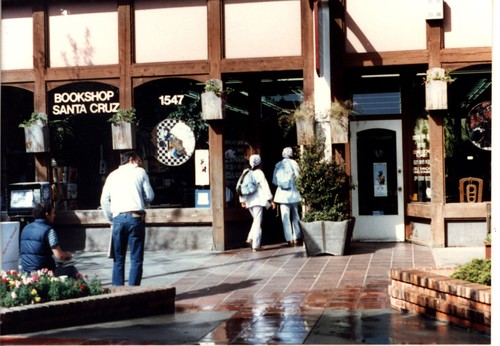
[[350, 120, 405, 241]]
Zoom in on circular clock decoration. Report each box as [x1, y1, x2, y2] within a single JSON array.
[[466, 101, 492, 151], [152, 118, 196, 166]]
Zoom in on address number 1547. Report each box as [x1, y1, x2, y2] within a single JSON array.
[[159, 95, 185, 106]]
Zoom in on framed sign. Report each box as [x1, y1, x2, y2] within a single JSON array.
[[373, 162, 388, 197], [151, 118, 196, 166]]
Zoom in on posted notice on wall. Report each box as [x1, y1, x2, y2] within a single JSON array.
[[195, 150, 209, 186], [373, 162, 388, 197]]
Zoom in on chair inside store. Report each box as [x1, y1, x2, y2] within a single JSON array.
[[459, 177, 483, 203]]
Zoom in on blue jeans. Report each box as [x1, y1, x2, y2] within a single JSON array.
[[280, 203, 302, 242], [111, 213, 145, 286]]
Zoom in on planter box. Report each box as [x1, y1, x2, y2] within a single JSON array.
[[296, 118, 315, 146], [425, 67, 448, 110], [24, 125, 50, 153], [111, 121, 136, 150], [390, 268, 490, 333], [201, 91, 224, 120], [1, 286, 175, 335], [330, 116, 349, 144], [299, 218, 355, 256]]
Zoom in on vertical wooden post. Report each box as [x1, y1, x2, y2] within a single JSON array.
[[118, 0, 133, 109], [33, 3, 49, 182], [207, 0, 225, 250], [426, 18, 446, 247]]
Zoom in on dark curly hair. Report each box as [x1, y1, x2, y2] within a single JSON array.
[[33, 202, 53, 219]]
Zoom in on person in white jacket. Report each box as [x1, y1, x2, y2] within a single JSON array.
[[273, 147, 302, 246], [239, 154, 275, 251]]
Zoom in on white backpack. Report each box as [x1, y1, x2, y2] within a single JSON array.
[[276, 160, 294, 190], [236, 169, 258, 197]]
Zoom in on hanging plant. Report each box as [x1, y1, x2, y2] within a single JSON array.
[[107, 108, 137, 125], [109, 108, 137, 150], [18, 112, 47, 128]]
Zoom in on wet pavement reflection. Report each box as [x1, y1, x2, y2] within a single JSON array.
[[0, 242, 491, 344]]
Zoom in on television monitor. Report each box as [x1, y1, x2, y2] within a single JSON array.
[[7, 182, 51, 217]]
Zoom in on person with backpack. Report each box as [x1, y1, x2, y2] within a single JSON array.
[[237, 154, 275, 251], [272, 147, 302, 246]]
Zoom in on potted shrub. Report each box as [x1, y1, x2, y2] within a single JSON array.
[[424, 67, 455, 110], [296, 137, 355, 256], [108, 108, 137, 150], [330, 100, 353, 144], [201, 79, 225, 120], [19, 112, 50, 153]]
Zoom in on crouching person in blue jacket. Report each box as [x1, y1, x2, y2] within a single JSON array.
[[20, 202, 78, 278]]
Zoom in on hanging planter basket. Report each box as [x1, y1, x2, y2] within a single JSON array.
[[201, 79, 225, 120], [296, 118, 315, 146], [330, 116, 349, 144], [201, 91, 224, 120], [24, 125, 50, 153], [111, 121, 136, 150], [425, 68, 451, 110]]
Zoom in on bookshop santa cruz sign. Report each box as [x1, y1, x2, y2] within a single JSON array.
[[48, 82, 119, 116]]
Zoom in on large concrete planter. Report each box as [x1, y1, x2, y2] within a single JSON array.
[[299, 218, 355, 256]]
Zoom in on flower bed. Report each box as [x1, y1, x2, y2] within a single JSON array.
[[1, 285, 176, 334], [1, 269, 109, 308]]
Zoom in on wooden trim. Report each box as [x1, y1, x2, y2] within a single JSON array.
[[45, 66, 120, 81], [219, 57, 304, 73], [407, 202, 489, 220], [130, 61, 210, 77], [0, 70, 35, 84], [54, 208, 212, 226], [441, 47, 492, 64], [344, 50, 429, 67]]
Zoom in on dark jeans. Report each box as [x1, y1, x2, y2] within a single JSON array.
[[111, 213, 145, 286]]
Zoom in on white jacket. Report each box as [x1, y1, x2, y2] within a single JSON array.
[[239, 169, 273, 208]]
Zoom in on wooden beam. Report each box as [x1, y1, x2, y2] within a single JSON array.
[[118, 0, 133, 108], [207, 0, 226, 251]]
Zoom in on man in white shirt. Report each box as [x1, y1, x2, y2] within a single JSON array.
[[100, 151, 154, 286]]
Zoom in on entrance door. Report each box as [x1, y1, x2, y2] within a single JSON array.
[[350, 120, 404, 241]]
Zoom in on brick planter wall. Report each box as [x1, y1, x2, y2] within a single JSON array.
[[1, 286, 175, 335], [389, 269, 490, 334]]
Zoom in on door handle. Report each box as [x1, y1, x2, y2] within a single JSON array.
[[398, 187, 402, 192]]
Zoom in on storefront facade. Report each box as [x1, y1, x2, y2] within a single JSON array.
[[1, 0, 492, 251]]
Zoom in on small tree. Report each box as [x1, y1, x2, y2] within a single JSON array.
[[296, 138, 350, 222]]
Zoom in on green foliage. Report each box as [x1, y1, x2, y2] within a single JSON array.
[[423, 69, 456, 84], [204, 79, 223, 97], [0, 269, 110, 308], [168, 100, 208, 142], [108, 108, 137, 124], [18, 112, 47, 128], [49, 118, 74, 150], [297, 140, 350, 222], [278, 100, 314, 137], [451, 258, 491, 286]]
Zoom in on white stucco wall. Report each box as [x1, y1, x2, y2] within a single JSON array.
[[135, 0, 208, 63], [224, 0, 302, 58], [1, 6, 33, 70], [48, 3, 118, 67]]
